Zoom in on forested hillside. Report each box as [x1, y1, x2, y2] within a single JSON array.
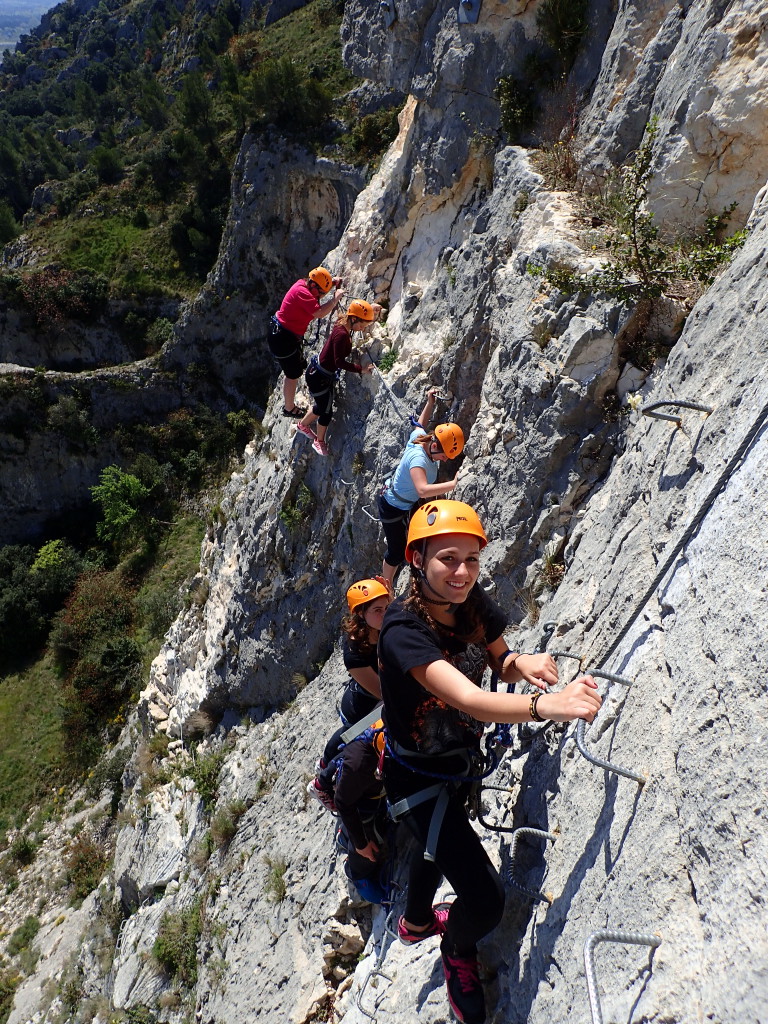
[[0, 0, 400, 298]]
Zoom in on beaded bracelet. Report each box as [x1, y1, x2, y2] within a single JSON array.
[[529, 692, 544, 722]]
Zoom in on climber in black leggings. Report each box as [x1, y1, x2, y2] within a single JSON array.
[[378, 500, 601, 1024]]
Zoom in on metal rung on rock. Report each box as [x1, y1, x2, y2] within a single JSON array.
[[357, 967, 393, 1019], [584, 928, 662, 1024], [356, 902, 400, 1018], [575, 665, 645, 785], [575, 664, 645, 784], [642, 399, 713, 425], [506, 826, 556, 904]]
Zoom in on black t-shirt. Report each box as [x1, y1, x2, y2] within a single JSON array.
[[341, 634, 380, 720], [378, 587, 507, 770], [343, 634, 378, 677]]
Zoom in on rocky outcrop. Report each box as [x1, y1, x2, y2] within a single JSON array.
[[162, 135, 367, 400], [580, 1, 768, 230], [0, 136, 365, 543]]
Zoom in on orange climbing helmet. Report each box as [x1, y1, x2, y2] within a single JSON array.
[[405, 500, 487, 563], [434, 422, 464, 458], [347, 299, 375, 322], [346, 578, 390, 613], [372, 719, 385, 755], [308, 267, 333, 294]]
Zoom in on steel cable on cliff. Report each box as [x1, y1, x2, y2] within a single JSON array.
[[596, 389, 768, 670]]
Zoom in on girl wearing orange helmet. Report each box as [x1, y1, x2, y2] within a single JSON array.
[[269, 267, 344, 418], [378, 388, 464, 588], [378, 501, 601, 1024], [296, 299, 380, 456], [308, 577, 391, 813]]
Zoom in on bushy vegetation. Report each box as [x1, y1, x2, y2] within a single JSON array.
[[210, 798, 247, 850], [279, 482, 315, 532], [341, 103, 403, 165], [12, 267, 109, 329], [529, 118, 749, 304], [65, 833, 109, 902], [0, 971, 19, 1024], [264, 854, 287, 903], [50, 569, 139, 762], [7, 916, 40, 957], [153, 898, 204, 986], [495, 0, 589, 145], [0, 540, 88, 669], [536, 0, 589, 72], [0, 0, 357, 302], [185, 749, 227, 808], [497, 76, 538, 143]]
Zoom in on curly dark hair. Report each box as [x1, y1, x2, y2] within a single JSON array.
[[403, 569, 486, 645], [342, 609, 376, 653]]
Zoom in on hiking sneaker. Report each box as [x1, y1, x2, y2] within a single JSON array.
[[307, 778, 337, 815], [282, 405, 306, 418], [312, 438, 329, 456], [296, 422, 315, 440], [440, 938, 486, 1024], [397, 905, 450, 944]]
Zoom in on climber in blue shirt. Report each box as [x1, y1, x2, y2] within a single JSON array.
[[378, 388, 465, 588]]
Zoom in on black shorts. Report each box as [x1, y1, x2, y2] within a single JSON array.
[[268, 316, 307, 380], [306, 363, 335, 426], [377, 492, 411, 568]]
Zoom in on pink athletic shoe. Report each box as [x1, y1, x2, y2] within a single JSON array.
[[397, 905, 450, 944], [296, 422, 315, 440]]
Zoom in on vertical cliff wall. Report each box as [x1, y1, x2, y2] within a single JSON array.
[[3, 3, 767, 1024]]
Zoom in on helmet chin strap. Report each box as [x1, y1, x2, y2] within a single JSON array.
[[415, 566, 458, 614]]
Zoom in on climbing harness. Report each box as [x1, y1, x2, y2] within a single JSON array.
[[340, 704, 385, 745], [386, 737, 498, 862], [305, 354, 336, 401]]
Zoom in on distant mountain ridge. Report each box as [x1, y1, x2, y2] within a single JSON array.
[[0, 0, 53, 51]]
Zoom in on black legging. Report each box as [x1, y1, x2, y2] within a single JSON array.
[[399, 784, 505, 956]]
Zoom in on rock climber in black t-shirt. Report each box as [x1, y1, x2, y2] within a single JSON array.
[[378, 500, 601, 1024]]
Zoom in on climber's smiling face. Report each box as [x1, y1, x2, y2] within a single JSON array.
[[413, 533, 481, 604]]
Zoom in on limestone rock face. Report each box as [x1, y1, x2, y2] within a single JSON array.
[[580, 1, 768, 229]]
